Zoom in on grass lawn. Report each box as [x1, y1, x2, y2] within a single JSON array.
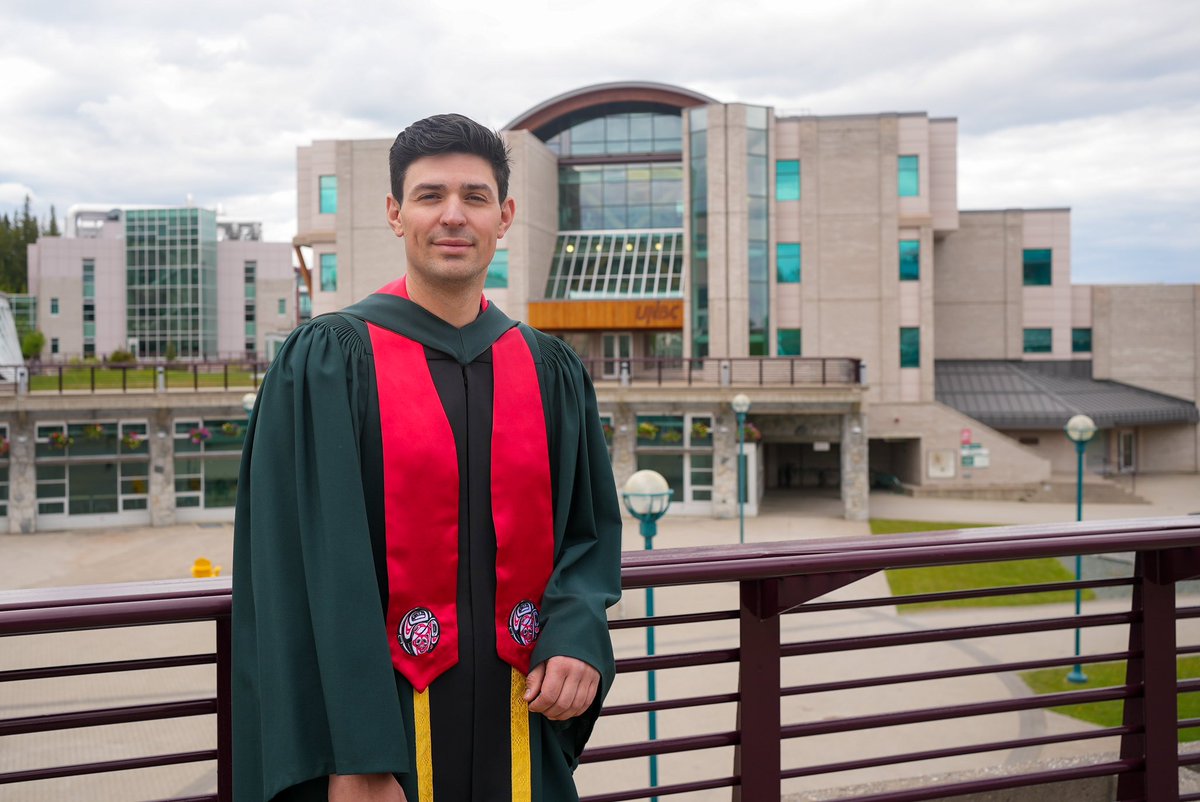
[[29, 367, 259, 392], [871, 519, 1095, 612], [1022, 658, 1200, 743]]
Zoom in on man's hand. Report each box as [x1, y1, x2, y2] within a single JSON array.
[[329, 772, 406, 801], [524, 656, 599, 720]]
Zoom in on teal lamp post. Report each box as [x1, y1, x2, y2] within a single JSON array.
[[732, 393, 752, 545], [621, 469, 673, 801], [1064, 413, 1097, 684]]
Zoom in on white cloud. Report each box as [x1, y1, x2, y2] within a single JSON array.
[[1, 0, 1197, 282]]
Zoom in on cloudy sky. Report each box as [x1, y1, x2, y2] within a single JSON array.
[[2, 0, 1197, 283]]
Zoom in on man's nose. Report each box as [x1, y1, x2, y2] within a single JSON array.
[[439, 197, 467, 227]]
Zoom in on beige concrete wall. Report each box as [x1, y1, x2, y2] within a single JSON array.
[[897, 114, 930, 223], [869, 401, 1052, 486], [1002, 429, 1082, 474], [297, 141, 337, 246], [503, 129, 559, 324], [1093, 285, 1200, 402], [29, 236, 124, 357], [929, 118, 959, 234], [1139, 423, 1200, 473], [934, 211, 1023, 359], [1020, 209, 1073, 360], [216, 241, 294, 355]]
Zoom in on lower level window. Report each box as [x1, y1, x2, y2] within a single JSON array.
[[777, 328, 801, 356], [1024, 328, 1052, 353]]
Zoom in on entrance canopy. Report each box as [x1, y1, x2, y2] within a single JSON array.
[[935, 360, 1200, 430]]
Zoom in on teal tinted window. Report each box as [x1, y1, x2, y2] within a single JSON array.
[[776, 243, 801, 283], [320, 253, 337, 292], [1023, 249, 1052, 285], [485, 250, 508, 289], [1072, 328, 1092, 353], [776, 160, 800, 201], [277, 298, 286, 315], [898, 155, 919, 197], [899, 327, 920, 368], [777, 328, 801, 356], [319, 175, 337, 214], [50, 297, 58, 315], [899, 239, 920, 281], [1024, 328, 1052, 353]]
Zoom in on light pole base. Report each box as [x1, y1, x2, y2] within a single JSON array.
[[1067, 666, 1088, 684]]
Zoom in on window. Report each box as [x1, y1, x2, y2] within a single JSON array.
[[320, 253, 337, 292], [898, 155, 919, 197], [776, 160, 800, 201], [1023, 249, 1052, 286], [899, 327, 920, 368], [776, 243, 801, 283], [485, 250, 509, 289], [50, 337, 59, 355], [778, 328, 801, 356], [319, 175, 337, 214], [899, 239, 920, 281], [1072, 327, 1092, 353], [50, 297, 59, 315], [1024, 328, 1053, 353], [634, 413, 714, 504], [278, 298, 287, 316]]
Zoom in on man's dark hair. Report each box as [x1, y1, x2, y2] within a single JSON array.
[[389, 113, 512, 203]]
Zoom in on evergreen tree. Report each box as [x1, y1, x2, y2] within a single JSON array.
[[44, 205, 60, 236]]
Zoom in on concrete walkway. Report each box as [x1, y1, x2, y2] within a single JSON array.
[[1, 474, 1197, 800]]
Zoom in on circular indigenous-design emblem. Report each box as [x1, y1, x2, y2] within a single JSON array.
[[508, 600, 541, 647], [398, 607, 440, 657]]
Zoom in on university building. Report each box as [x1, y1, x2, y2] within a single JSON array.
[[26, 205, 295, 360], [295, 81, 1198, 521], [2, 81, 1195, 533]]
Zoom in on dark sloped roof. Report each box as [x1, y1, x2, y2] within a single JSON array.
[[935, 360, 1200, 430]]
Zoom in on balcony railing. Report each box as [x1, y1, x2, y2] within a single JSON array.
[[1, 355, 863, 396], [2, 517, 1198, 800], [583, 356, 863, 387], [0, 362, 271, 395]]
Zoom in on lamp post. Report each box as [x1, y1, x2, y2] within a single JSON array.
[[731, 394, 751, 544], [1064, 413, 1097, 684], [621, 470, 673, 802]]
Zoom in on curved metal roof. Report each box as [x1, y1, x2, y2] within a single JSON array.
[[935, 360, 1199, 430], [503, 81, 717, 134]]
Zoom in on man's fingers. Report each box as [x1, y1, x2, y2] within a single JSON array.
[[528, 660, 568, 714], [523, 662, 546, 703]]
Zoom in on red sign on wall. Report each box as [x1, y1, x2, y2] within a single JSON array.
[[961, 428, 972, 445]]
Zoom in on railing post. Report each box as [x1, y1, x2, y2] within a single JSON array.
[[1117, 551, 1180, 801], [732, 578, 781, 802], [217, 615, 233, 801]]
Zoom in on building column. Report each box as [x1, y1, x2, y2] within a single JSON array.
[[149, 410, 176, 527], [713, 411, 739, 520], [8, 417, 37, 534], [841, 409, 869, 521], [608, 405, 637, 500]]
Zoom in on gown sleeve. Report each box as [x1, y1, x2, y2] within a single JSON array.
[[528, 332, 623, 767], [232, 317, 409, 802]]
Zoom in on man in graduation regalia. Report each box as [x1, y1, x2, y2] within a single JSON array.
[[232, 114, 623, 802]]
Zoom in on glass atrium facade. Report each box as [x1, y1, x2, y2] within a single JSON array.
[[125, 209, 218, 358]]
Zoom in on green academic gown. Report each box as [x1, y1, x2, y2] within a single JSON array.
[[232, 293, 622, 802]]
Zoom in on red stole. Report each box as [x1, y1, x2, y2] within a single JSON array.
[[367, 277, 555, 692]]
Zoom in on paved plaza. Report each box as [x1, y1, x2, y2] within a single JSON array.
[[1, 475, 1197, 800]]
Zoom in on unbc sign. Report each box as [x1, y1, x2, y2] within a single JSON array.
[[634, 304, 683, 326]]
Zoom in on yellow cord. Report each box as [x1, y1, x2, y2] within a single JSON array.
[[510, 668, 532, 802], [414, 687, 434, 802]]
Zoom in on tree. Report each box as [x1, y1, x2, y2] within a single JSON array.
[[44, 205, 60, 237], [21, 330, 45, 361]]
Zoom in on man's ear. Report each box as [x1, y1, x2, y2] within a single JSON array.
[[497, 196, 516, 239], [385, 194, 404, 239]]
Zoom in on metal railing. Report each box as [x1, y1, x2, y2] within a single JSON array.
[[0, 362, 271, 394], [582, 356, 862, 387], [1, 517, 1197, 800]]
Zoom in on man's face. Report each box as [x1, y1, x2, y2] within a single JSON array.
[[385, 152, 515, 287]]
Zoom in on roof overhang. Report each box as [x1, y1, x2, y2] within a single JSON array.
[[504, 81, 717, 136]]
